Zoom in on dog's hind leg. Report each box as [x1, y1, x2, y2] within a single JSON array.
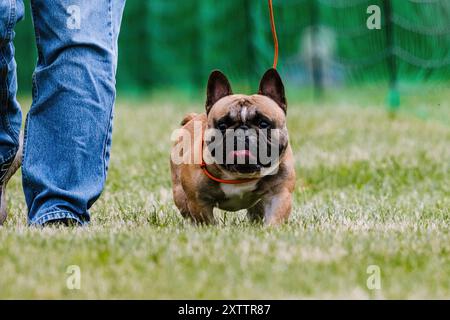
[[173, 186, 215, 225], [172, 184, 191, 219], [186, 200, 215, 225], [262, 190, 292, 226]]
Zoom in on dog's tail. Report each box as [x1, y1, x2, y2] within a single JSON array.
[[180, 113, 198, 126]]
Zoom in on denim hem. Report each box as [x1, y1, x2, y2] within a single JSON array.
[[29, 210, 88, 226]]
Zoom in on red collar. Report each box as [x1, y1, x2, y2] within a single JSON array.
[[200, 161, 259, 185]]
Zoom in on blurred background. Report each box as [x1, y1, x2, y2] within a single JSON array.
[[4, 1, 450, 299], [13, 0, 450, 110]]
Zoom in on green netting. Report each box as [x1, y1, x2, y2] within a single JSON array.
[[12, 0, 450, 98]]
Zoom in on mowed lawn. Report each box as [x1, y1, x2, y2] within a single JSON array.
[[1, 89, 449, 299]]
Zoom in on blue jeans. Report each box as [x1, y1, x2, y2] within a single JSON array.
[[0, 0, 126, 225]]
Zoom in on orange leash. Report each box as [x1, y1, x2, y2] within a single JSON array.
[[199, 0, 278, 184], [268, 0, 278, 69]]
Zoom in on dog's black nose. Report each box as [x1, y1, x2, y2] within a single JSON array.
[[239, 125, 249, 131]]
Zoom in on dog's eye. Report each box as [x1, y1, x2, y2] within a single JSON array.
[[258, 120, 271, 129], [217, 122, 228, 131]]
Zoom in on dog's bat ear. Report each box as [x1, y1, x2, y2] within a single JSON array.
[[206, 70, 232, 114], [258, 68, 287, 113]]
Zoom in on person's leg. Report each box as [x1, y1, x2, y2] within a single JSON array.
[[0, 0, 24, 224], [24, 0, 126, 225]]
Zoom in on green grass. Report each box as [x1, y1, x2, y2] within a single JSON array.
[[0, 91, 449, 299]]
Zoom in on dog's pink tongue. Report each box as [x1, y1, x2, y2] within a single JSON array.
[[229, 150, 256, 159]]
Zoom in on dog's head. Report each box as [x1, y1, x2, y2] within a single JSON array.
[[204, 68, 288, 177]]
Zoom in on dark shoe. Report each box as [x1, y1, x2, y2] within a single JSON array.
[[42, 218, 81, 228], [0, 133, 23, 225]]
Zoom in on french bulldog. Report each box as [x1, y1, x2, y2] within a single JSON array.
[[170, 68, 295, 225]]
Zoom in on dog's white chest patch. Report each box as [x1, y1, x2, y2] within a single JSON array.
[[218, 181, 260, 211], [220, 181, 257, 199]]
